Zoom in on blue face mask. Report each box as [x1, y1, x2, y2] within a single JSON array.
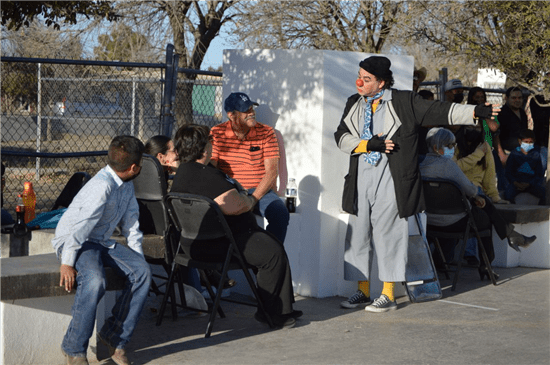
[[521, 142, 534, 153], [442, 147, 455, 159]]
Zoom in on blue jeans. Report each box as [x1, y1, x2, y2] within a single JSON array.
[[61, 242, 151, 357], [492, 149, 509, 192], [504, 182, 546, 204], [248, 189, 289, 244]]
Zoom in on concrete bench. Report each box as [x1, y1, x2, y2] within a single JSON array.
[[0, 254, 125, 363], [495, 204, 549, 224], [493, 203, 550, 269], [1, 228, 166, 260], [0, 232, 166, 364], [1, 253, 126, 301]]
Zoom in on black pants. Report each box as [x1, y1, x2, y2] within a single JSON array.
[[185, 228, 294, 317], [430, 197, 512, 267]]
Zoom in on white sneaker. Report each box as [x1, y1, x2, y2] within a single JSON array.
[[364, 294, 397, 313]]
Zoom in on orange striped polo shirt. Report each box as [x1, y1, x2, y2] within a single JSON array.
[[211, 120, 280, 189]]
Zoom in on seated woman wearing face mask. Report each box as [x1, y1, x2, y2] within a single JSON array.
[[419, 127, 536, 280]]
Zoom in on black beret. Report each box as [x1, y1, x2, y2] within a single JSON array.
[[359, 56, 392, 80]]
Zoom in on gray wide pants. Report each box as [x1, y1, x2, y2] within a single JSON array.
[[344, 156, 409, 282]]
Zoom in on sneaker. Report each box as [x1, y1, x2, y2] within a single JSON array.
[[340, 290, 372, 309], [364, 294, 397, 313]]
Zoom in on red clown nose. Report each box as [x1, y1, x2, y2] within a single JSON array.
[[356, 78, 364, 87]]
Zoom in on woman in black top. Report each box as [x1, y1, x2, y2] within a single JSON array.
[[171, 124, 300, 329]]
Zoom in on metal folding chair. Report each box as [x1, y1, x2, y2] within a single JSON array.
[[133, 154, 196, 320], [422, 178, 498, 291], [159, 192, 274, 338]]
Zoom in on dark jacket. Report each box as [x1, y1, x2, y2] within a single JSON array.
[[334, 89, 477, 218], [497, 103, 528, 152], [505, 147, 544, 187]]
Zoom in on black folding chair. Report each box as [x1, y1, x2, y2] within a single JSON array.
[[159, 192, 274, 338], [422, 178, 497, 291], [51, 172, 91, 210], [133, 155, 196, 320]]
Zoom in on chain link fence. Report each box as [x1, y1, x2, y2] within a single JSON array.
[[417, 67, 506, 104], [418, 82, 505, 105], [3, 58, 511, 221], [175, 73, 223, 127], [1, 53, 223, 219]]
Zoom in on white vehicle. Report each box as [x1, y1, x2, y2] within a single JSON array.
[[65, 95, 125, 117], [54, 101, 66, 115]]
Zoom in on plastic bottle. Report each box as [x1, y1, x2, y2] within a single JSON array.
[[285, 178, 298, 213], [13, 194, 28, 238], [22, 181, 36, 223]]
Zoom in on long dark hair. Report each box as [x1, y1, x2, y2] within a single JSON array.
[[455, 127, 486, 169], [467, 87, 486, 105], [144, 135, 171, 157]]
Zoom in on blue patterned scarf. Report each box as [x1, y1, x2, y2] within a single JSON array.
[[361, 90, 385, 164]]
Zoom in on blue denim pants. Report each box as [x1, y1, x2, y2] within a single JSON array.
[[248, 189, 289, 244], [61, 242, 151, 357]]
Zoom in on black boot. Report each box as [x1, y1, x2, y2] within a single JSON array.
[[507, 230, 536, 251]]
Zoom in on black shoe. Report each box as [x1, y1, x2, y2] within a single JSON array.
[[201, 269, 237, 289], [478, 267, 500, 281], [285, 310, 303, 319], [254, 311, 296, 329], [507, 231, 536, 251]]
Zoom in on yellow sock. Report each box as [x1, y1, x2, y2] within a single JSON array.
[[358, 281, 370, 297], [381, 282, 395, 302]]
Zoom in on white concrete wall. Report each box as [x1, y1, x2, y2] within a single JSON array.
[[223, 49, 414, 298]]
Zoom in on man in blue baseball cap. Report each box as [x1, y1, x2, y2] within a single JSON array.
[[210, 92, 290, 245], [223, 92, 259, 114]]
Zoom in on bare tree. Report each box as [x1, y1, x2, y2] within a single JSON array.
[[1, 22, 83, 59], [232, 0, 475, 92], [109, 1, 238, 69], [389, 37, 480, 93], [233, 0, 549, 102], [233, 1, 410, 53], [401, 1, 550, 102], [94, 23, 158, 62], [112, 1, 238, 127]]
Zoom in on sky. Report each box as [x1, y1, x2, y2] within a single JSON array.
[[194, 17, 238, 70], [202, 37, 231, 70], [69, 9, 236, 70]]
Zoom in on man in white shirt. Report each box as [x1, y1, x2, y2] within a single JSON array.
[[52, 135, 151, 365]]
